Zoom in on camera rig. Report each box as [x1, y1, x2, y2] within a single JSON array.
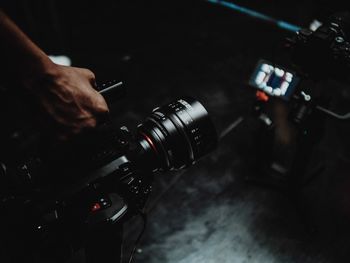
[[0, 81, 218, 263], [248, 12, 350, 189]]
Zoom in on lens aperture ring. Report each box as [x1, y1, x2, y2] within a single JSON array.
[[137, 97, 217, 171]]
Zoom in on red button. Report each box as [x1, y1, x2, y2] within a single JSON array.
[[91, 203, 101, 212]]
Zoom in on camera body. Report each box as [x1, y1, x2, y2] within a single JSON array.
[[0, 124, 154, 261], [288, 12, 350, 81], [249, 12, 350, 120], [0, 95, 217, 261], [247, 12, 350, 187]]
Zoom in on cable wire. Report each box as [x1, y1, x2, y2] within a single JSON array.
[[219, 116, 244, 140], [316, 105, 350, 120], [128, 212, 147, 263]]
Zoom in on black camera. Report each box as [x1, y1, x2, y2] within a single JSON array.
[[249, 12, 350, 121], [0, 83, 217, 262], [249, 12, 350, 103], [246, 12, 350, 189], [288, 12, 350, 80]]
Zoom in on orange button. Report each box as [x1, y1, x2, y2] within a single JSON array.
[[256, 91, 269, 102]]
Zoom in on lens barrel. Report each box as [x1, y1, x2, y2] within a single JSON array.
[[137, 98, 217, 170]]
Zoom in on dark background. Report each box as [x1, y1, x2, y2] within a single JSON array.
[[3, 1, 350, 262]]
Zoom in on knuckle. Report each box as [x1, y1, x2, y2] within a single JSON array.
[[85, 69, 95, 79], [79, 68, 95, 80]]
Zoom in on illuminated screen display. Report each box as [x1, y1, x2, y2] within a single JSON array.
[[249, 60, 299, 100]]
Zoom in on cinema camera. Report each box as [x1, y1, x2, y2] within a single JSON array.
[[0, 81, 217, 262], [248, 12, 350, 186]]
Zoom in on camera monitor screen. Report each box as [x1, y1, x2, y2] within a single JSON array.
[[249, 60, 299, 100]]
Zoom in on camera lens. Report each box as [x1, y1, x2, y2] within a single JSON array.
[[137, 98, 217, 170]]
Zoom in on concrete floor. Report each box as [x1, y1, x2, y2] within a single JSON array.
[[113, 3, 350, 263]]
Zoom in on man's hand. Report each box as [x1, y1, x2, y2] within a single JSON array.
[[26, 64, 109, 138], [0, 10, 109, 139]]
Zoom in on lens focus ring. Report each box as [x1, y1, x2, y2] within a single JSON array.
[[138, 97, 217, 170]]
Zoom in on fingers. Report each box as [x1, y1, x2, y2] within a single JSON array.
[[78, 67, 109, 114], [40, 65, 111, 139], [94, 92, 109, 113]]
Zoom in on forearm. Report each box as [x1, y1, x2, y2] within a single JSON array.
[[0, 9, 55, 84]]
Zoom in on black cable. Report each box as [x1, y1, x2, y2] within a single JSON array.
[[316, 105, 350, 120], [127, 212, 147, 263]]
